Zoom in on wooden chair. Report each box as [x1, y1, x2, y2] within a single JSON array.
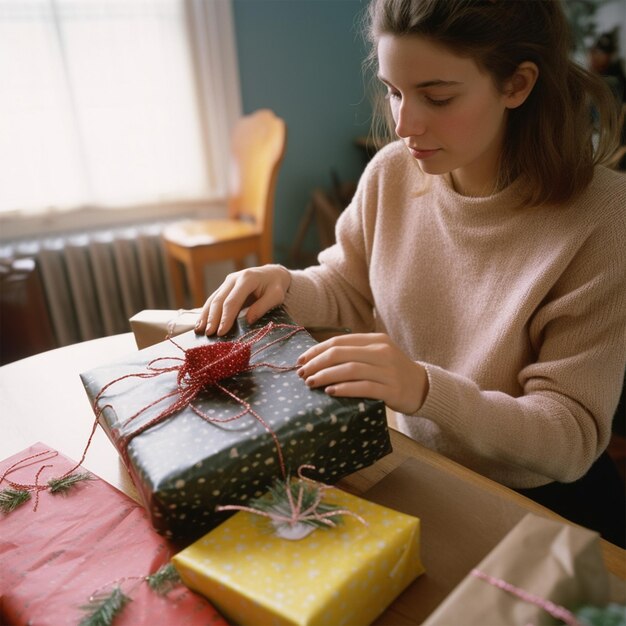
[[162, 109, 287, 307]]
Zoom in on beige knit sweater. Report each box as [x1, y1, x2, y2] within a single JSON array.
[[284, 140, 626, 489]]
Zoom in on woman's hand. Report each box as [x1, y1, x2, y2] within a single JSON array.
[[296, 333, 429, 414], [195, 265, 292, 336]]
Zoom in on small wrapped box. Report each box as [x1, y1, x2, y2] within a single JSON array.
[[172, 485, 425, 626], [128, 308, 351, 350], [423, 513, 610, 626], [0, 443, 227, 626], [81, 307, 392, 541], [129, 309, 201, 349]]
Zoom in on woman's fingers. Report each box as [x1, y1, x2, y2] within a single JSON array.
[[244, 282, 287, 326], [195, 265, 292, 336], [297, 333, 381, 365], [195, 275, 237, 335], [297, 334, 388, 374], [216, 276, 256, 335], [300, 361, 389, 391], [323, 380, 389, 400], [296, 333, 428, 414]]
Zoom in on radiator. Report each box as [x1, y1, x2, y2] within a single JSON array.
[[1, 223, 176, 347]]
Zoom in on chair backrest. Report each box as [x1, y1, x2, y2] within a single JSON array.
[[228, 110, 287, 239]]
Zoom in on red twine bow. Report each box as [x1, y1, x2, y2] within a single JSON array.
[[93, 321, 305, 477], [1, 321, 305, 513], [182, 341, 251, 385]]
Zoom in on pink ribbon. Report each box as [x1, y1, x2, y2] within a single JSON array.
[[471, 568, 584, 626], [216, 464, 367, 535]]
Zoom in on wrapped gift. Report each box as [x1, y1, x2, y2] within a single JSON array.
[[81, 306, 392, 541], [172, 478, 424, 626], [129, 308, 352, 350], [423, 513, 610, 626], [0, 443, 227, 626], [130, 308, 201, 349]]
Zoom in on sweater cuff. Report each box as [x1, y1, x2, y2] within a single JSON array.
[[415, 362, 461, 429], [283, 270, 321, 327]]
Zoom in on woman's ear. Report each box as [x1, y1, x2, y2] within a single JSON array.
[[503, 61, 539, 109]]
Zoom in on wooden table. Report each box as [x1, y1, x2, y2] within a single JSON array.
[[2, 334, 625, 624]]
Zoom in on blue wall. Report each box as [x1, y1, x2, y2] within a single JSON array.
[[232, 0, 372, 265]]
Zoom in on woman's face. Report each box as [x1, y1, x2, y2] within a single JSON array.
[[377, 34, 511, 196]]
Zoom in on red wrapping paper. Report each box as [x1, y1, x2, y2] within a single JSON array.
[[0, 442, 228, 626]]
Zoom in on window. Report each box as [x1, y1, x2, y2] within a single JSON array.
[[0, 0, 241, 233]]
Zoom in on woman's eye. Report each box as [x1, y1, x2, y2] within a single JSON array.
[[426, 96, 453, 107]]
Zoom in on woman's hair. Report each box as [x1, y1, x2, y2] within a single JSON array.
[[363, 0, 620, 206]]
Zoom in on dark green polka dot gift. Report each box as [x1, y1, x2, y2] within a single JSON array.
[[80, 307, 392, 542]]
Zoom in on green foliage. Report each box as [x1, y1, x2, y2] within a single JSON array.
[[248, 477, 344, 529], [145, 563, 181, 596], [0, 488, 31, 513], [575, 603, 626, 626], [48, 472, 93, 494], [78, 587, 131, 626]]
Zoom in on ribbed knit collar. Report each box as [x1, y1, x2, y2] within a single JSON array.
[[431, 172, 528, 226]]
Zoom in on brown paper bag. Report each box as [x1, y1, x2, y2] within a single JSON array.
[[423, 513, 609, 626], [129, 309, 201, 349]]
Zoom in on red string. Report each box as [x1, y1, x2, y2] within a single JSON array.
[[0, 450, 56, 485], [0, 450, 61, 511], [0, 321, 305, 507], [94, 321, 305, 477], [0, 450, 58, 493]]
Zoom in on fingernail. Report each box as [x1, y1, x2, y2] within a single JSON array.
[[296, 355, 305, 365], [306, 377, 315, 387], [325, 386, 336, 396], [296, 367, 305, 378]]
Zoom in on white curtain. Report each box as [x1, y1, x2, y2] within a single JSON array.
[[0, 0, 241, 216]]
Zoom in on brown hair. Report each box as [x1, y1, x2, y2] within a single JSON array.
[[363, 0, 620, 206]]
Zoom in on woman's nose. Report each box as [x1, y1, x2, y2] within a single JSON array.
[[395, 102, 426, 138]]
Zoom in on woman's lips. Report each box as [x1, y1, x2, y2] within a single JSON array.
[[408, 146, 440, 159]]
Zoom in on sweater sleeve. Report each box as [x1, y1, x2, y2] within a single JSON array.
[[283, 158, 382, 332], [416, 192, 626, 486]]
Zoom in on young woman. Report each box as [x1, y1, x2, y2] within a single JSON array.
[[195, 0, 626, 545]]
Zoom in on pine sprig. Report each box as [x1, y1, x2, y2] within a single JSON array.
[[573, 603, 626, 626], [48, 472, 93, 494], [78, 586, 131, 626], [145, 563, 181, 595], [0, 488, 31, 513], [248, 477, 344, 529]]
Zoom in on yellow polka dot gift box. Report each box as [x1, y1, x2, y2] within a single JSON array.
[[80, 306, 392, 542], [171, 479, 425, 626]]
